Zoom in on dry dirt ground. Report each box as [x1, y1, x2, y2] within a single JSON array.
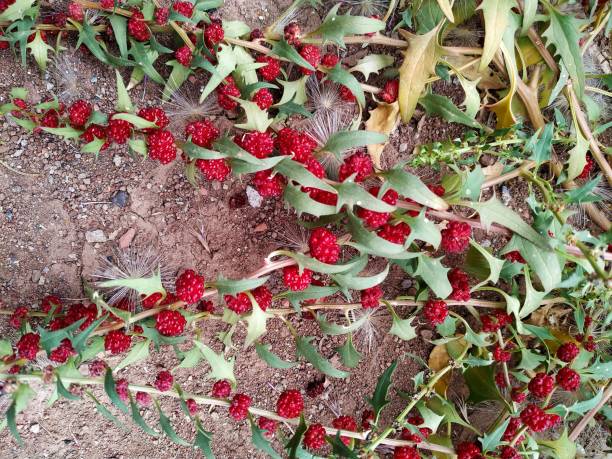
[[0, 2, 586, 458]]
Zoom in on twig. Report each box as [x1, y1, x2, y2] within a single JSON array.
[[569, 382, 612, 441]]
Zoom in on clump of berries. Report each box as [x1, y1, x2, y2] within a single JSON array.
[[175, 269, 205, 304]]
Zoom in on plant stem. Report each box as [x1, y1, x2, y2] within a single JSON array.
[[569, 382, 612, 441], [0, 372, 455, 454]]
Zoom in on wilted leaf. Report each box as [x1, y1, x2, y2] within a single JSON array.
[[428, 344, 451, 395], [477, 0, 516, 71], [365, 102, 400, 168]]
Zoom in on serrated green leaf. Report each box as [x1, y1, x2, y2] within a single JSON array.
[[114, 339, 150, 372], [336, 335, 361, 369], [388, 306, 417, 341], [346, 211, 413, 258], [477, 0, 516, 71], [480, 418, 510, 452], [129, 40, 165, 85], [464, 240, 505, 290], [464, 365, 502, 403], [112, 113, 157, 130], [349, 54, 394, 80], [332, 264, 389, 291], [98, 270, 164, 297], [42, 126, 83, 139], [130, 396, 159, 436], [195, 420, 215, 459], [115, 69, 133, 112], [213, 276, 269, 296], [285, 416, 308, 459], [539, 429, 576, 459], [193, 341, 236, 384], [26, 31, 53, 71], [316, 312, 370, 336], [312, 4, 385, 47], [275, 76, 308, 106], [517, 347, 546, 371], [415, 255, 452, 298], [419, 93, 482, 129], [382, 167, 448, 210], [104, 369, 129, 414], [162, 60, 191, 101], [542, 5, 585, 98], [251, 421, 282, 459], [397, 209, 441, 249], [81, 138, 107, 155], [223, 20, 251, 38], [325, 64, 366, 107], [336, 181, 395, 213], [275, 157, 337, 193], [284, 183, 338, 217], [244, 298, 272, 347], [158, 406, 191, 446], [234, 98, 274, 132], [271, 39, 314, 71], [255, 343, 298, 369], [295, 336, 348, 378], [367, 360, 397, 420], [0, 0, 35, 21]]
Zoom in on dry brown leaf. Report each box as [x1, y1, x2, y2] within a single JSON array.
[[446, 55, 505, 90], [365, 102, 400, 169], [428, 344, 451, 396], [482, 163, 504, 180]]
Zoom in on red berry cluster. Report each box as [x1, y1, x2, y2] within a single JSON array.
[[520, 404, 560, 432], [441, 221, 471, 253], [228, 393, 251, 420], [154, 370, 174, 391], [276, 389, 304, 418], [423, 299, 448, 325], [104, 330, 132, 355], [308, 228, 340, 264], [155, 309, 186, 336], [175, 269, 205, 304], [448, 268, 471, 301]]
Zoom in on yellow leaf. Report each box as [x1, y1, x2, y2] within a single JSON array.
[[436, 0, 455, 23], [428, 344, 451, 396], [446, 55, 505, 90], [397, 25, 441, 123], [477, 0, 517, 72], [364, 102, 400, 169]]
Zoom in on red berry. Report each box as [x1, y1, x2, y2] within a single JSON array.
[[67, 2, 84, 21], [115, 378, 130, 401], [505, 250, 526, 263], [338, 152, 373, 182], [283, 266, 313, 291], [377, 222, 411, 244], [138, 107, 169, 132], [481, 311, 511, 332], [100, 0, 114, 8], [224, 293, 252, 314], [492, 344, 511, 362], [258, 417, 277, 438], [320, 52, 339, 68], [235, 131, 274, 158], [394, 446, 419, 459], [253, 286, 272, 311], [80, 124, 108, 149], [104, 330, 132, 355], [583, 335, 596, 352], [41, 295, 62, 314], [556, 366, 580, 391], [68, 99, 92, 128], [361, 286, 383, 309], [578, 154, 594, 179], [0, 32, 10, 50], [309, 228, 340, 264], [332, 415, 357, 446], [212, 379, 231, 398], [155, 310, 186, 336], [339, 85, 355, 103], [423, 299, 448, 325], [186, 398, 198, 415], [198, 300, 215, 313], [136, 391, 152, 406], [256, 55, 281, 81], [357, 187, 398, 228], [229, 393, 251, 420], [556, 342, 579, 362], [441, 221, 471, 253], [65, 303, 98, 330], [528, 372, 554, 397], [175, 269, 205, 304], [9, 306, 28, 328], [283, 22, 301, 46], [276, 127, 317, 163], [502, 417, 523, 442], [154, 370, 174, 391], [16, 332, 40, 360], [456, 441, 481, 459], [510, 387, 526, 403], [495, 372, 507, 388], [107, 116, 132, 144], [204, 22, 224, 48], [381, 79, 399, 103], [520, 404, 556, 432], [12, 98, 27, 110], [89, 359, 108, 376], [217, 78, 241, 110], [448, 268, 471, 301], [128, 11, 150, 41], [196, 158, 231, 181], [250, 28, 264, 40], [49, 338, 75, 363], [299, 45, 321, 75], [148, 130, 177, 164], [252, 169, 285, 197], [252, 88, 274, 110], [304, 423, 326, 450], [142, 292, 163, 309], [175, 45, 193, 67], [186, 119, 219, 148], [41, 109, 59, 128], [154, 6, 169, 24], [500, 446, 520, 459], [276, 389, 303, 418], [172, 1, 193, 18]]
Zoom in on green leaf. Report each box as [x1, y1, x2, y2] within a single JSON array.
[[129, 40, 165, 85], [312, 5, 385, 47], [316, 312, 370, 336], [284, 183, 338, 217], [223, 20, 250, 38], [332, 264, 389, 291], [193, 341, 237, 385], [564, 175, 603, 204], [42, 126, 83, 139], [0, 0, 35, 21], [519, 267, 547, 318], [82, 138, 107, 155], [295, 336, 348, 378], [398, 209, 441, 248], [162, 61, 191, 101], [387, 305, 417, 341], [234, 98, 274, 132], [418, 93, 482, 129], [349, 54, 394, 80], [283, 251, 364, 275], [275, 76, 308, 106], [542, 5, 585, 98], [415, 255, 452, 298], [255, 343, 298, 369], [98, 269, 164, 297], [195, 420, 216, 459], [37, 319, 85, 353], [111, 113, 158, 130], [115, 69, 133, 112], [456, 73, 481, 119], [477, 0, 517, 71], [26, 31, 53, 71], [0, 339, 12, 357], [585, 360, 612, 381], [271, 39, 315, 71], [88, 392, 127, 429], [244, 299, 272, 347], [346, 211, 414, 258], [104, 369, 129, 414], [480, 418, 510, 452], [7, 384, 35, 446], [71, 314, 109, 353], [158, 405, 191, 446], [251, 421, 282, 459], [468, 197, 550, 249], [566, 128, 589, 182], [326, 64, 366, 107], [114, 339, 150, 372], [382, 167, 449, 210], [213, 275, 269, 296], [539, 429, 576, 459], [285, 416, 308, 459], [275, 157, 336, 193], [336, 181, 396, 213], [130, 397, 159, 436], [464, 365, 502, 403], [517, 348, 545, 371], [109, 15, 128, 58], [507, 235, 561, 292], [527, 124, 554, 165], [57, 377, 80, 401], [280, 285, 340, 311], [328, 433, 359, 458], [366, 360, 397, 420], [464, 240, 505, 290], [336, 335, 361, 369]]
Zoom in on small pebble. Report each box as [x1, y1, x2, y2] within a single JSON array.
[[111, 190, 130, 208]]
